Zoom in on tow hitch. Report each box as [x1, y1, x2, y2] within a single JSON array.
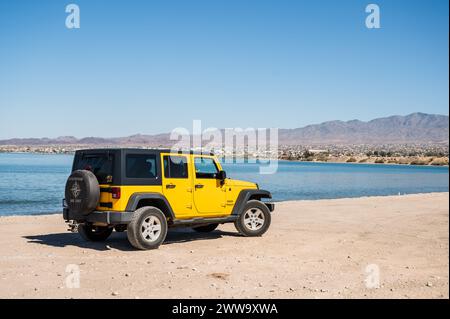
[[67, 221, 78, 233]]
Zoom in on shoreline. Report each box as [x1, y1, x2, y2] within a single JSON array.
[[0, 192, 447, 298], [277, 158, 449, 167], [1, 151, 448, 167], [1, 191, 449, 218], [276, 191, 450, 204]]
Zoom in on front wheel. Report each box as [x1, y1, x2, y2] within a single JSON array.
[[127, 206, 168, 250], [78, 224, 113, 242], [234, 200, 271, 237]]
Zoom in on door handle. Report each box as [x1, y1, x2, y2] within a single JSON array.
[[166, 183, 176, 189], [195, 184, 204, 189]]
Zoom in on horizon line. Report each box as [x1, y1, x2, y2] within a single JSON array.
[[0, 111, 448, 141]]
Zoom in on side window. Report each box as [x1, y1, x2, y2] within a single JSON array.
[[194, 157, 218, 179], [163, 155, 188, 179], [126, 154, 157, 178]]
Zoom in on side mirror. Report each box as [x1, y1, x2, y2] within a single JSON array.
[[217, 170, 227, 180]]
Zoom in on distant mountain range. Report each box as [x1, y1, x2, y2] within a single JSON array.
[[1, 113, 448, 146], [278, 112, 448, 144]]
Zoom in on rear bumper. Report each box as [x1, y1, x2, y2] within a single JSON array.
[[63, 207, 133, 224]]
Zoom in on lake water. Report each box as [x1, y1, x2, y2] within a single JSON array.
[[0, 153, 448, 216]]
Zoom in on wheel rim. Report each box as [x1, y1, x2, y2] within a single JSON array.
[[141, 216, 162, 242], [243, 208, 265, 231]]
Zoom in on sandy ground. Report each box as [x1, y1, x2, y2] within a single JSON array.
[[0, 193, 448, 299]]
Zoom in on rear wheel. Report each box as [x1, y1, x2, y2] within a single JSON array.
[[78, 224, 113, 242], [234, 200, 271, 237], [127, 207, 168, 250], [192, 223, 219, 233]]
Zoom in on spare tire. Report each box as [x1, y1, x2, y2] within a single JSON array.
[[65, 170, 100, 215]]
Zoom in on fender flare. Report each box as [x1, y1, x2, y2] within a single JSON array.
[[231, 189, 273, 216], [125, 192, 175, 219]]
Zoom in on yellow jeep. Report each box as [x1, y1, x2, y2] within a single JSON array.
[[63, 148, 274, 250]]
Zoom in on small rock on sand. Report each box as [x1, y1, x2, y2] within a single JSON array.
[[208, 272, 230, 280]]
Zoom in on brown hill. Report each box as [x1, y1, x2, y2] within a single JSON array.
[[1, 113, 447, 146]]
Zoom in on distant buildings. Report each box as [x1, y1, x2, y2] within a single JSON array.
[[0, 143, 448, 166]]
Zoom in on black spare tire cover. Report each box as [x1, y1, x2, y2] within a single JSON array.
[[65, 170, 100, 215]]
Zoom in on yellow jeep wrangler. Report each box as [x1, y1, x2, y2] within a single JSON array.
[[63, 148, 274, 250]]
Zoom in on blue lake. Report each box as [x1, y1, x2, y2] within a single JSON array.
[[0, 153, 448, 216]]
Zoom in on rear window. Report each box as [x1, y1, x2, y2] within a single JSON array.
[[126, 154, 157, 178], [73, 154, 114, 184]]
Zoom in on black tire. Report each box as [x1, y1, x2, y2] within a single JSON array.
[[127, 207, 168, 250], [65, 170, 100, 215], [78, 223, 113, 242], [192, 223, 219, 233], [234, 200, 271, 237]]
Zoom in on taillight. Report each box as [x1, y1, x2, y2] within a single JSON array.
[[111, 187, 121, 199]]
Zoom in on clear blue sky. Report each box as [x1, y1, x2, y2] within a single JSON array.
[[0, 0, 448, 139]]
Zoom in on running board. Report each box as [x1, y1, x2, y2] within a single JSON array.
[[171, 215, 237, 227]]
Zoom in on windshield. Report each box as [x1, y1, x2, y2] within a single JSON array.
[[73, 154, 114, 184]]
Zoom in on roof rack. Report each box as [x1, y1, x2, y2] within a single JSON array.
[[75, 148, 215, 156], [176, 149, 215, 156]]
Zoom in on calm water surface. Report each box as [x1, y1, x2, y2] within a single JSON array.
[[0, 153, 448, 216]]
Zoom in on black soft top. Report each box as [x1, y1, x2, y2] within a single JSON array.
[[72, 148, 215, 186]]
